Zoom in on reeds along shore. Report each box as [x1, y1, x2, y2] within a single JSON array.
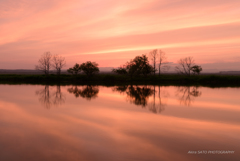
[[0, 74, 240, 87]]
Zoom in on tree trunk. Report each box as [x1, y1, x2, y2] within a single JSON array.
[[159, 66, 161, 76]]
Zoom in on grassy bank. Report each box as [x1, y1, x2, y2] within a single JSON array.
[[0, 74, 240, 87]]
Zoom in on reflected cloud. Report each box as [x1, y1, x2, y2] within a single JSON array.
[[113, 85, 169, 114], [68, 85, 99, 100], [176, 86, 202, 106], [35, 85, 65, 109]]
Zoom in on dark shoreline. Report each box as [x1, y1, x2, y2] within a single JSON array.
[[0, 74, 240, 87]]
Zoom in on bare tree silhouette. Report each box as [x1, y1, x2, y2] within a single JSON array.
[[35, 52, 52, 75], [52, 55, 66, 75], [175, 57, 195, 76], [158, 50, 170, 75], [149, 49, 158, 76]]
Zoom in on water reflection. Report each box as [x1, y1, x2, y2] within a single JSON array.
[[148, 86, 169, 113], [176, 86, 202, 106], [68, 85, 99, 100], [113, 85, 153, 106], [52, 86, 65, 106], [35, 85, 65, 109], [34, 85, 202, 110], [126, 85, 154, 107], [113, 85, 169, 114], [1, 85, 239, 161]]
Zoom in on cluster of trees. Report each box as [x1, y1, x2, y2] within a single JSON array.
[[175, 57, 202, 76], [149, 49, 169, 76], [67, 61, 99, 77], [35, 52, 66, 75], [112, 49, 170, 77], [112, 54, 154, 78], [113, 49, 202, 77], [36, 52, 99, 77]]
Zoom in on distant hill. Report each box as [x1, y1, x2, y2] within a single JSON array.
[[219, 71, 240, 75], [99, 67, 114, 72], [0, 69, 43, 75]]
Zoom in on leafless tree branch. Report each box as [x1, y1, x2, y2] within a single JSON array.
[[52, 54, 66, 75], [35, 52, 52, 75]]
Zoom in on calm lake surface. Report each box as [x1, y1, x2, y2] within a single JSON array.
[[0, 85, 239, 161]]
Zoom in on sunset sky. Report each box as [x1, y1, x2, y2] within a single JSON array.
[[1, 0, 240, 71]]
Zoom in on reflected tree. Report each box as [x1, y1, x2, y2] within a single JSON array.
[[52, 85, 65, 106], [68, 86, 82, 97], [80, 86, 99, 100], [126, 85, 154, 106], [112, 86, 128, 94], [36, 85, 65, 109], [113, 85, 170, 114], [148, 85, 157, 113], [113, 85, 154, 107], [68, 85, 99, 100], [36, 85, 51, 109], [148, 85, 169, 113], [176, 86, 202, 106]]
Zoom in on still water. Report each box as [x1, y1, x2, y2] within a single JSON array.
[[0, 85, 239, 161]]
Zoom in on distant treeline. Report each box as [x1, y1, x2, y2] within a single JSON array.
[[35, 49, 203, 77]]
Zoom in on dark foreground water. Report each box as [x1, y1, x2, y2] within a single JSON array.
[[0, 85, 239, 161]]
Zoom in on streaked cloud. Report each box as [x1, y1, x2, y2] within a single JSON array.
[[0, 0, 240, 70]]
